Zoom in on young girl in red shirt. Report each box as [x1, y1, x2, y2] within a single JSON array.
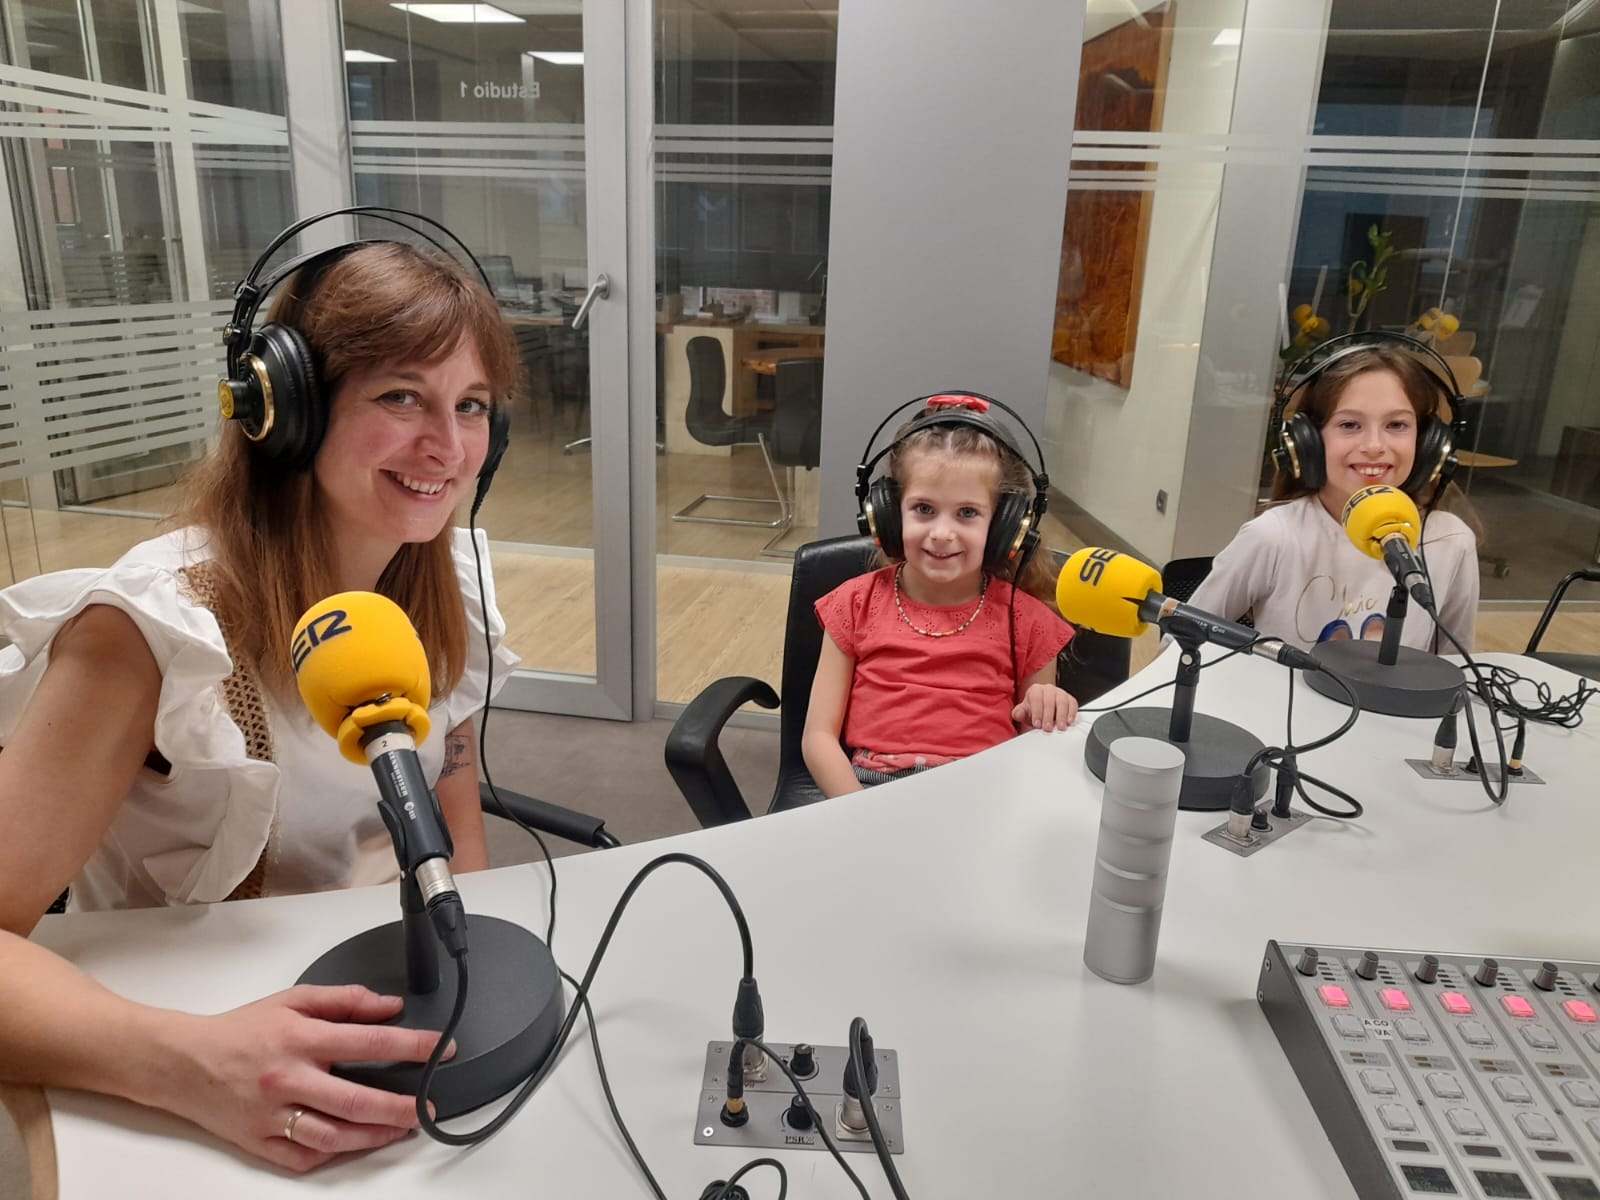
[[802, 395, 1079, 796]]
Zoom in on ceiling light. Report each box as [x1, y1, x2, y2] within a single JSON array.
[[345, 49, 397, 63], [525, 50, 583, 65], [1212, 27, 1241, 45], [390, 4, 525, 23]]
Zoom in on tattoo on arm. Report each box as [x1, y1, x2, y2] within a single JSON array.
[[439, 729, 473, 779]]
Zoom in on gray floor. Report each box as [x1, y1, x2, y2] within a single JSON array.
[[478, 707, 781, 865]]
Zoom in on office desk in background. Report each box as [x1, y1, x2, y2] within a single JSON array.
[[11, 651, 1597, 1198]]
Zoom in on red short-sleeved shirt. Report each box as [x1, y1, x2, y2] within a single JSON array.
[[815, 566, 1074, 769]]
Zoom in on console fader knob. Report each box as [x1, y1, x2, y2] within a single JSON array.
[[1475, 958, 1499, 987], [1414, 955, 1440, 985], [1533, 962, 1559, 991], [1295, 947, 1320, 977], [1356, 951, 1380, 981]]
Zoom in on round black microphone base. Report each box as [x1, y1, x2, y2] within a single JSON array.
[[1085, 707, 1270, 811], [297, 915, 562, 1119], [1306, 640, 1462, 718]]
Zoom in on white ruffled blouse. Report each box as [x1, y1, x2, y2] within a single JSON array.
[[0, 527, 519, 911]]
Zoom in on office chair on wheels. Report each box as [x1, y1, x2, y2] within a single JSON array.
[[664, 536, 1132, 827], [671, 336, 787, 527]]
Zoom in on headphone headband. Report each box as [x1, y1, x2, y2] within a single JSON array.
[[224, 206, 495, 377], [1278, 330, 1464, 415], [855, 391, 1049, 498]]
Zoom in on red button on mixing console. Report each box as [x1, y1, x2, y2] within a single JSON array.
[[1563, 999, 1598, 1023], [1380, 989, 1412, 1012], [1440, 992, 1473, 1015], [1500, 995, 1535, 1018], [1319, 985, 1351, 1008]]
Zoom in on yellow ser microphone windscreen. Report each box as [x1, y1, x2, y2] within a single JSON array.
[[1057, 548, 1162, 638], [292, 591, 432, 764], [1340, 484, 1422, 561]]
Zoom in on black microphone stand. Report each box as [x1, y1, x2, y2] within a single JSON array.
[[1307, 582, 1461, 717], [297, 849, 565, 1119], [1085, 615, 1270, 812]]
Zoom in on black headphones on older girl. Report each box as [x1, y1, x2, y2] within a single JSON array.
[[855, 392, 1050, 580], [1271, 331, 1466, 499], [218, 206, 510, 511]]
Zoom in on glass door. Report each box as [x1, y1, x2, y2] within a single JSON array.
[[339, 0, 633, 719]]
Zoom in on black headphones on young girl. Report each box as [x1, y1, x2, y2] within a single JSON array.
[[1271, 331, 1465, 498], [855, 392, 1050, 579], [218, 206, 510, 511]]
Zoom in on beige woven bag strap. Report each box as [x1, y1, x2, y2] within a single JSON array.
[[175, 564, 279, 902]]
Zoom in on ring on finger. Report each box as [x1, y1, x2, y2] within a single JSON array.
[[284, 1107, 307, 1143]]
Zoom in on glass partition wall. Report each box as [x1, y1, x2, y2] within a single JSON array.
[[0, 0, 292, 582], [650, 0, 838, 705]]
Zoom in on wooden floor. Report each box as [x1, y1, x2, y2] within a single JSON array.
[[2, 427, 1596, 708]]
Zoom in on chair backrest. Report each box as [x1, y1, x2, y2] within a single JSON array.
[[770, 358, 824, 469], [684, 335, 734, 444], [1160, 556, 1214, 604], [767, 536, 1133, 813], [772, 536, 880, 811]]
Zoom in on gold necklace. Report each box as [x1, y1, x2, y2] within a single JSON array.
[[893, 565, 988, 638]]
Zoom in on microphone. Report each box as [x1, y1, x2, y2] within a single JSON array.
[[1057, 548, 1318, 671], [293, 591, 465, 955], [1340, 485, 1434, 609]]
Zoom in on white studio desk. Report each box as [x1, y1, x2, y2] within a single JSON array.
[[20, 649, 1599, 1199]]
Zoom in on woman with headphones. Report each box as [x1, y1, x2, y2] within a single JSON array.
[[0, 213, 517, 1170], [803, 394, 1080, 798], [1190, 336, 1481, 652]]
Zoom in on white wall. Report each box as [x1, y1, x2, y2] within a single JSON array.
[[815, 0, 1086, 539], [1044, 0, 1242, 564], [1046, 0, 1332, 568]]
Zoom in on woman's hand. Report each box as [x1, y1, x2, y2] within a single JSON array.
[[1012, 684, 1079, 732], [150, 983, 454, 1173]]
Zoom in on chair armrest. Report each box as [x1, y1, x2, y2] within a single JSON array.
[[664, 676, 780, 827], [479, 782, 620, 849], [1526, 568, 1600, 653]]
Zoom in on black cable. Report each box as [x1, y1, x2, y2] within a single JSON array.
[[1427, 614, 1512, 805], [418, 852, 755, 1146], [1243, 663, 1364, 822], [748, 1038, 873, 1200], [559, 967, 669, 1200], [1077, 643, 1253, 714], [708, 1159, 790, 1200], [849, 1018, 910, 1200], [1470, 662, 1594, 728], [469, 510, 558, 946]]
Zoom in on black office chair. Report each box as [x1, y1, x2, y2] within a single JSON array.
[[664, 535, 1132, 827], [760, 357, 825, 557], [671, 336, 786, 527], [1160, 556, 1214, 604], [1524, 567, 1600, 681]]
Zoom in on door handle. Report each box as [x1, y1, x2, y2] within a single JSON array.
[[571, 273, 610, 330]]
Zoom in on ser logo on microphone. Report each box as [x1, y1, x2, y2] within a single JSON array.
[[290, 608, 353, 674], [1077, 547, 1121, 586]]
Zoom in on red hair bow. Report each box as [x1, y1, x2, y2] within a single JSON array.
[[924, 394, 990, 414]]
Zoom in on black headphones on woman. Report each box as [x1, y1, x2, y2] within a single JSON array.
[[1271, 331, 1465, 498], [855, 392, 1050, 579], [218, 206, 510, 510]]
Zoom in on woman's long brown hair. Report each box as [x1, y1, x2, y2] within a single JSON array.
[[175, 242, 520, 701]]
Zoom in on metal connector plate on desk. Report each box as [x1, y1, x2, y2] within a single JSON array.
[[1202, 807, 1314, 857], [1404, 759, 1545, 785], [694, 1040, 904, 1155]]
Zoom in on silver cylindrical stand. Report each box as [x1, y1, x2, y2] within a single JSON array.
[[1083, 736, 1185, 984]]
